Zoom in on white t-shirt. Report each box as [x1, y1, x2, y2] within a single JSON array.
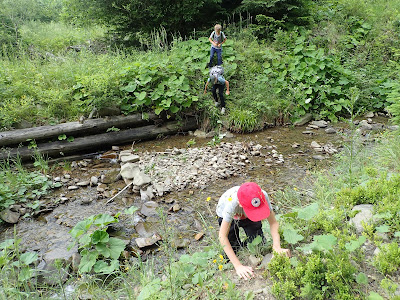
[[216, 186, 273, 222]]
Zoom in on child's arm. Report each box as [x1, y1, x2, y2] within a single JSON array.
[[204, 81, 209, 94], [267, 211, 290, 256], [219, 219, 254, 280], [209, 37, 217, 47], [225, 80, 230, 95]]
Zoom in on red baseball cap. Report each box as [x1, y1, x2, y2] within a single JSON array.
[[238, 182, 270, 221]]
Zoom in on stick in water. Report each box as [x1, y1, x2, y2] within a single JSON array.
[[106, 181, 134, 204]]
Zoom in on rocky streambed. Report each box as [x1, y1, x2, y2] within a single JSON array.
[[0, 115, 396, 291]]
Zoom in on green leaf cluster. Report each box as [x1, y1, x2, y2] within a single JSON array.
[[69, 213, 126, 274]]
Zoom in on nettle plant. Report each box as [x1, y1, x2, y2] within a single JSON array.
[[260, 34, 356, 121], [69, 213, 127, 274]]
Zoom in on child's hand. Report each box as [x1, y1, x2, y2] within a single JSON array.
[[272, 247, 291, 258], [235, 265, 254, 280], [225, 91, 230, 95]]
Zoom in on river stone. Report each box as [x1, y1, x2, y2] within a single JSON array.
[[311, 120, 328, 128], [387, 125, 399, 131], [64, 174, 71, 179], [292, 143, 300, 148], [169, 204, 181, 212], [325, 127, 337, 134], [359, 120, 372, 130], [193, 130, 207, 138], [140, 186, 154, 201], [135, 222, 158, 237], [54, 176, 61, 182], [248, 255, 262, 267], [350, 204, 374, 234], [90, 176, 98, 186], [68, 185, 79, 190], [370, 123, 384, 131], [194, 232, 204, 241], [76, 181, 90, 187], [135, 234, 162, 248], [0, 208, 20, 223], [364, 111, 374, 118], [259, 253, 274, 268], [311, 141, 321, 148], [140, 201, 159, 217], [120, 154, 140, 163], [293, 113, 313, 126], [312, 155, 325, 160], [119, 150, 133, 160], [302, 131, 314, 135]]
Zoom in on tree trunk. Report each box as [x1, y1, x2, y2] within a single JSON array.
[[0, 113, 159, 147], [0, 118, 197, 162]]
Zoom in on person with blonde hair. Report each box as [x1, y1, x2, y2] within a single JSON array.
[[208, 24, 227, 67]]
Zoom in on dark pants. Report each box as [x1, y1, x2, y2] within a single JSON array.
[[212, 84, 225, 108], [218, 217, 264, 252], [209, 47, 222, 66]]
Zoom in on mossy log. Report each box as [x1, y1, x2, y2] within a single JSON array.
[[0, 118, 197, 161], [0, 113, 159, 147]]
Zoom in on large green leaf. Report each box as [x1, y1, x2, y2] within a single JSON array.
[[69, 218, 94, 238], [345, 236, 366, 252], [367, 292, 384, 300], [92, 230, 109, 244], [96, 242, 111, 258], [283, 228, 304, 245], [356, 272, 368, 284], [297, 203, 319, 221], [93, 259, 119, 274], [79, 250, 98, 273], [93, 214, 117, 227], [19, 252, 38, 265], [108, 238, 126, 260], [311, 234, 337, 251]]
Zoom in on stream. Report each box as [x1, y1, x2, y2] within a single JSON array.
[[0, 116, 391, 290]]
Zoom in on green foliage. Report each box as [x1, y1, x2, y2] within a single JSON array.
[[373, 242, 400, 275], [263, 31, 357, 121], [0, 158, 53, 209], [137, 249, 242, 299], [226, 107, 263, 133], [62, 0, 223, 43], [69, 213, 126, 274], [268, 250, 358, 300], [0, 237, 40, 297]]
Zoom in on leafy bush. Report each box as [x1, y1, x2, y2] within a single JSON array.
[[0, 158, 54, 209], [373, 242, 400, 275], [69, 213, 127, 274]]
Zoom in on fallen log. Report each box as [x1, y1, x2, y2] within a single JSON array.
[[0, 113, 159, 147], [0, 118, 198, 162]]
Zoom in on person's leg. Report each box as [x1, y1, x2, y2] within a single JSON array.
[[240, 218, 264, 244], [218, 85, 225, 108], [216, 48, 223, 65], [218, 217, 242, 252], [212, 84, 219, 103], [209, 47, 216, 67]]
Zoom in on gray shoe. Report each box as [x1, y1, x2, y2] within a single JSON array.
[[221, 107, 225, 114]]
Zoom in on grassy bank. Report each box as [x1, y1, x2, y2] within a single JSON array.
[[2, 0, 400, 131]]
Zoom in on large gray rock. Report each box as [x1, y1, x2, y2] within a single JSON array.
[[293, 113, 313, 126], [120, 163, 151, 186], [140, 201, 159, 217], [350, 204, 374, 234], [311, 120, 328, 128], [0, 209, 20, 223], [135, 234, 162, 248]]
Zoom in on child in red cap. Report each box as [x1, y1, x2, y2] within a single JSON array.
[[216, 182, 290, 280]]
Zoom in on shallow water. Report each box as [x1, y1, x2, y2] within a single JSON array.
[[1, 117, 388, 260]]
